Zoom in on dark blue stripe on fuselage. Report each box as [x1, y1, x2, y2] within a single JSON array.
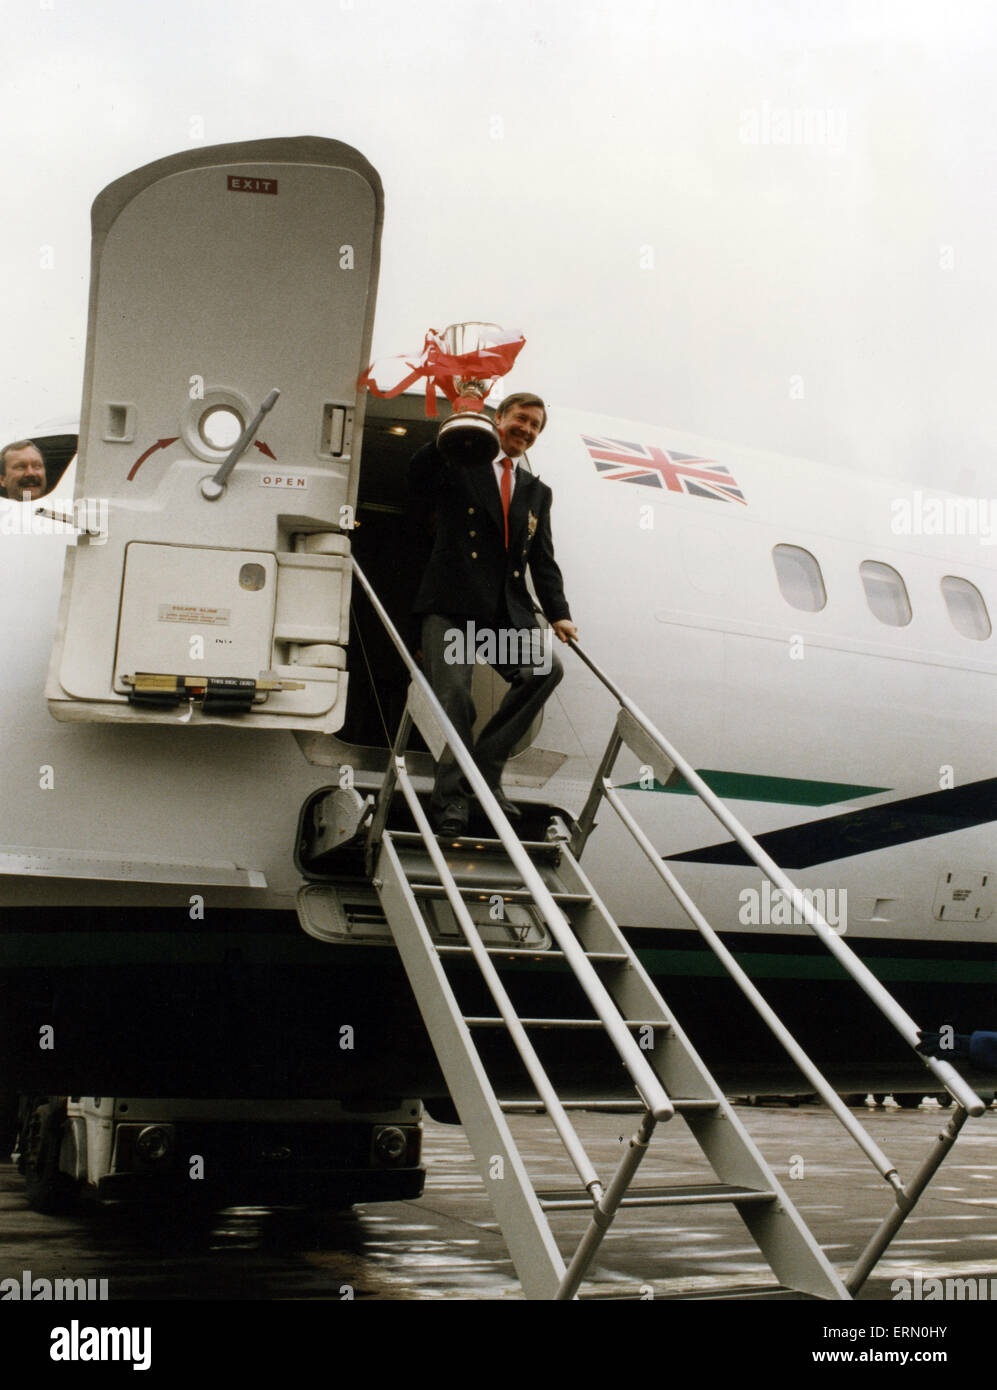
[[668, 776, 997, 868]]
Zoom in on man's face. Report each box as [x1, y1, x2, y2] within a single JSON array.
[[496, 404, 544, 459], [1, 446, 46, 500]]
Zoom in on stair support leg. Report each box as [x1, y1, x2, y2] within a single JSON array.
[[846, 1106, 969, 1296], [556, 1111, 658, 1301]]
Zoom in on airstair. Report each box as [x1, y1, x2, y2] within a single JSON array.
[[349, 560, 986, 1301]]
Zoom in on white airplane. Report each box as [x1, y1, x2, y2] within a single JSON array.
[[2, 136, 994, 1210]]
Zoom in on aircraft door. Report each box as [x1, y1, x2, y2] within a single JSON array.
[[47, 137, 382, 731]]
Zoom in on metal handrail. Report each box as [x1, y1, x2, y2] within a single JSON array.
[[600, 776, 901, 1185], [351, 559, 674, 1122], [560, 632, 985, 1119]]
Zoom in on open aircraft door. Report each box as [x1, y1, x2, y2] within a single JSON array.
[[47, 137, 382, 732]]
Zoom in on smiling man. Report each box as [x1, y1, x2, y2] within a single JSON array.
[[0, 440, 47, 501], [408, 392, 578, 836]]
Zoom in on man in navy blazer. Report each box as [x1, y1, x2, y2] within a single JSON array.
[[408, 393, 578, 834]]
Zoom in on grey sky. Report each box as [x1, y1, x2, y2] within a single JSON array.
[[3, 0, 996, 492]]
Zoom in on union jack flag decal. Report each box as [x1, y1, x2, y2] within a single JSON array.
[[582, 435, 747, 505]]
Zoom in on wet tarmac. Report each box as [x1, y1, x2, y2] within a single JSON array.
[[2, 1101, 995, 1303]]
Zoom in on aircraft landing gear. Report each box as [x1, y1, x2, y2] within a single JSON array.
[[16, 1096, 76, 1214]]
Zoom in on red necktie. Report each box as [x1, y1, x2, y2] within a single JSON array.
[[501, 457, 514, 549]]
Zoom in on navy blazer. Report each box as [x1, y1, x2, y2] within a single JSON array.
[[407, 442, 572, 630]]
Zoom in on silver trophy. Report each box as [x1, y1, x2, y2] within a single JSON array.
[[435, 321, 507, 465]]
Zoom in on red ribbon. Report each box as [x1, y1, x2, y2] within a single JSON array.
[[359, 332, 526, 417]]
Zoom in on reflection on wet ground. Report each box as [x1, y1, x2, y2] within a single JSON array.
[[2, 1105, 996, 1301]]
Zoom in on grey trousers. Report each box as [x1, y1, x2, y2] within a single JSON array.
[[420, 613, 564, 810]]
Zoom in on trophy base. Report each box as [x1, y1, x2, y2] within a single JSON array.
[[437, 411, 501, 466]]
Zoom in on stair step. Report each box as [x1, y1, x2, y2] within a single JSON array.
[[408, 883, 591, 905], [498, 1097, 717, 1113], [538, 1183, 776, 1211], [437, 945, 628, 962], [675, 1285, 821, 1301], [389, 831, 561, 855], [463, 1016, 668, 1030], [577, 1285, 818, 1302]]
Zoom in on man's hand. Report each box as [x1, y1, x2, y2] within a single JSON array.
[[551, 619, 579, 643]]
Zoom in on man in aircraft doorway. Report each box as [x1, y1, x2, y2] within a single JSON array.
[[0, 440, 47, 501], [408, 393, 578, 837]]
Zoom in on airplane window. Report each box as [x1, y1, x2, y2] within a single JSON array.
[[941, 575, 991, 640], [772, 544, 826, 611], [199, 404, 244, 450], [860, 560, 912, 627]]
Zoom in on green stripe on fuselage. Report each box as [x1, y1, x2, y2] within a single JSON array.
[[618, 771, 888, 806]]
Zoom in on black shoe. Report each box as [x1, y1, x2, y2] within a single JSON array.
[[486, 788, 522, 822], [435, 800, 468, 837]]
